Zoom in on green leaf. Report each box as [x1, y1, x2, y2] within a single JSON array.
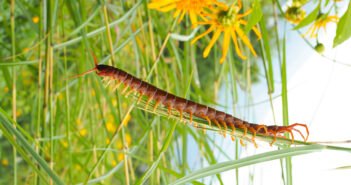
[[169, 145, 325, 185], [293, 3, 320, 30], [333, 1, 351, 47], [245, 0, 262, 33]]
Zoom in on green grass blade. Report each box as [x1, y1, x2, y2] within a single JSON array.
[[0, 107, 65, 185], [169, 145, 325, 185], [134, 121, 177, 185]]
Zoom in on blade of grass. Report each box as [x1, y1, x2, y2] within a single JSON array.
[[169, 145, 325, 185], [281, 32, 292, 185], [0, 108, 65, 185]]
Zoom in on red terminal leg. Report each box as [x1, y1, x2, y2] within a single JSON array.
[[288, 123, 309, 142]]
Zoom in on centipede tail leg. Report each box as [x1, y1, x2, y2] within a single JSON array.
[[289, 123, 309, 141], [292, 128, 306, 142]]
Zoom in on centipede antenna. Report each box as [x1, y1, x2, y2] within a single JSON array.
[[67, 68, 97, 79], [87, 49, 98, 67]]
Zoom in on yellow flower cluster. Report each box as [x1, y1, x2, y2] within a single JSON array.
[[302, 14, 339, 38], [148, 0, 261, 63]]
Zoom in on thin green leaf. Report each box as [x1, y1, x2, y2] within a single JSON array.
[[0, 108, 65, 185], [333, 1, 351, 47], [169, 145, 325, 185]]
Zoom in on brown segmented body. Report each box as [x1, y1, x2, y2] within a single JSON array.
[[94, 64, 309, 147], [71, 50, 309, 147]]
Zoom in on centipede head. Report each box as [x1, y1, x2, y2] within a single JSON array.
[[68, 49, 111, 79]]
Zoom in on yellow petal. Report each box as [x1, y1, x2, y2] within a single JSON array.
[[147, 0, 174, 9], [191, 25, 215, 45], [230, 29, 247, 60], [252, 26, 262, 40], [203, 29, 222, 58], [178, 11, 186, 23], [220, 29, 230, 64], [189, 10, 197, 27], [236, 27, 257, 56], [173, 9, 181, 18], [237, 8, 252, 19], [156, 3, 176, 12]]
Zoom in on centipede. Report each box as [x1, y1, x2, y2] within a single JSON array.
[[71, 50, 309, 147]]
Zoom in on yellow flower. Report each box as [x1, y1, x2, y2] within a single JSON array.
[[76, 118, 82, 125], [61, 141, 68, 148], [117, 153, 124, 161], [32, 17, 39, 24], [191, 1, 261, 63], [4, 87, 9, 92], [16, 111, 21, 117], [125, 133, 132, 146], [76, 164, 81, 170], [91, 89, 95, 96], [116, 133, 132, 149], [58, 93, 63, 100], [148, 0, 226, 26], [1, 159, 9, 166], [106, 138, 110, 144], [79, 129, 87, 136], [302, 14, 339, 38], [285, 5, 306, 24], [112, 160, 117, 166], [106, 122, 116, 133]]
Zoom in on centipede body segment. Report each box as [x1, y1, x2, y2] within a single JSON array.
[[73, 50, 310, 147]]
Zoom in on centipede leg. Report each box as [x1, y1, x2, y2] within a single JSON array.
[[220, 121, 227, 138], [237, 125, 247, 137], [104, 79, 113, 88], [189, 113, 193, 124], [229, 124, 235, 141], [248, 127, 258, 148], [270, 131, 277, 146], [256, 125, 268, 135], [278, 128, 295, 144], [179, 110, 183, 121], [145, 96, 152, 109], [113, 81, 122, 91], [213, 120, 223, 135], [167, 106, 172, 118], [153, 101, 160, 112], [121, 85, 128, 94], [202, 125, 206, 134], [203, 116, 211, 127], [240, 139, 245, 146], [137, 93, 143, 104], [125, 88, 134, 97]]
